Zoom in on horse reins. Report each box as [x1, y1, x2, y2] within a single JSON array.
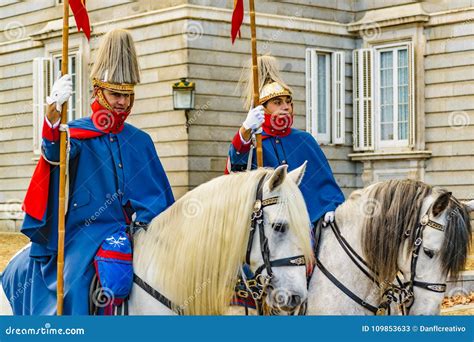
[[234, 174, 307, 315], [314, 202, 448, 315]]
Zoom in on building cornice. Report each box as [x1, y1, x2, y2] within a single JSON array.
[[348, 3, 430, 32], [348, 150, 432, 162]]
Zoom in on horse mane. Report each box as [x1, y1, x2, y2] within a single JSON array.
[[361, 180, 432, 284], [133, 168, 313, 315], [442, 198, 472, 278], [361, 179, 472, 284]]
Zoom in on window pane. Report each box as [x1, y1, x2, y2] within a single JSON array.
[[317, 54, 327, 134], [380, 51, 394, 141], [54, 55, 77, 122], [381, 123, 394, 140], [70, 55, 77, 121], [398, 49, 409, 140]]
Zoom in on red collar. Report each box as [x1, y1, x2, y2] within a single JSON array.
[[261, 113, 293, 137], [90, 99, 130, 134]]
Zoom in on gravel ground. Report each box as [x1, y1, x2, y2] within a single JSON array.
[[0, 232, 29, 272]]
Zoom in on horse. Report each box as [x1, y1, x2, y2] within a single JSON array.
[[1, 164, 314, 315], [307, 179, 472, 315]]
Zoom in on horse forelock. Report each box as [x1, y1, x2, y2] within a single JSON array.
[[361, 179, 432, 285]]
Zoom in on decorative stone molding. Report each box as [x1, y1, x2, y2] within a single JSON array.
[[348, 3, 430, 32], [348, 150, 432, 162]]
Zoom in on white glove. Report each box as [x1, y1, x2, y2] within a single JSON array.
[[46, 74, 73, 112], [242, 105, 264, 131], [323, 211, 335, 226]]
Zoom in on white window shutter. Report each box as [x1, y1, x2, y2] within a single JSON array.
[[332, 51, 345, 144], [408, 44, 415, 147], [76, 52, 83, 119], [305, 49, 312, 133], [33, 57, 52, 154], [353, 48, 374, 151], [310, 50, 318, 136]]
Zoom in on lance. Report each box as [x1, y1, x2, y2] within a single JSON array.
[[248, 0, 263, 167], [56, 0, 70, 315]]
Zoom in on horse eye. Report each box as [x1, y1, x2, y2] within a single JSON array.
[[423, 248, 435, 259], [272, 222, 288, 233]]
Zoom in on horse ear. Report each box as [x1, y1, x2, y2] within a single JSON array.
[[462, 200, 474, 213], [432, 191, 451, 217], [288, 161, 307, 186], [267, 165, 288, 192]]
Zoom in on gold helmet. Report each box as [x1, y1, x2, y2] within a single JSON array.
[[90, 29, 140, 96], [259, 81, 292, 105], [239, 54, 292, 110]]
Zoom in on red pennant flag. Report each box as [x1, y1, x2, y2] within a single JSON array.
[[69, 0, 90, 41], [231, 0, 243, 44]]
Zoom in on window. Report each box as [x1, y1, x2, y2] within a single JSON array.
[[53, 54, 80, 123], [33, 52, 83, 154], [306, 49, 345, 145], [353, 43, 414, 152], [377, 46, 410, 147]]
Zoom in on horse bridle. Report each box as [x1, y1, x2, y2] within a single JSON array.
[[398, 208, 447, 314], [235, 174, 307, 315], [314, 202, 448, 315], [133, 174, 306, 315]]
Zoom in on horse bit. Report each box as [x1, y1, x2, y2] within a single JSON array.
[[314, 202, 447, 315]]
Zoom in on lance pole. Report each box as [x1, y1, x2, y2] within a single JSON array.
[[249, 0, 263, 167], [57, 0, 70, 316]]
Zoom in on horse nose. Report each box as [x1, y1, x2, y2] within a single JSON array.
[[288, 295, 301, 307]]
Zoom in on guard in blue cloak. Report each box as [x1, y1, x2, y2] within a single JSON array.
[[225, 56, 344, 225], [1, 29, 174, 315]]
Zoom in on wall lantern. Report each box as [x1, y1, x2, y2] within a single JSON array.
[[172, 78, 195, 110]]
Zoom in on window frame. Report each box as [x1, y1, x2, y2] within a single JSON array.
[[374, 42, 413, 149], [305, 48, 345, 145], [52, 52, 82, 123], [32, 36, 88, 155]]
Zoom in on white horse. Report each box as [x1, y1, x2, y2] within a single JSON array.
[[1, 165, 313, 315], [307, 180, 473, 315]]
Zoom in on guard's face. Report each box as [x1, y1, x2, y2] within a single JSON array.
[[264, 96, 293, 117], [103, 89, 132, 113]]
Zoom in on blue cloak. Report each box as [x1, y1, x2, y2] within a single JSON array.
[[228, 128, 345, 223], [2, 117, 174, 315]]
